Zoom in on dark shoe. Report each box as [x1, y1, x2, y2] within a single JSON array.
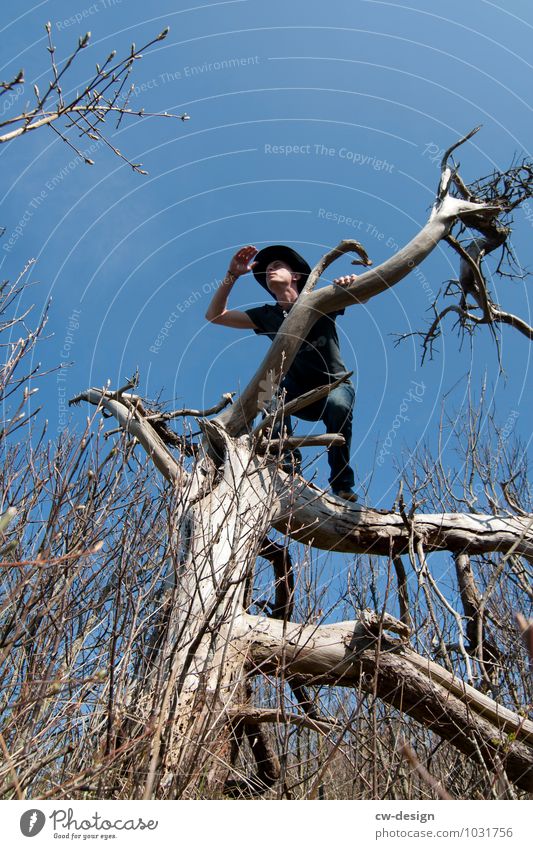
[[332, 488, 358, 502]]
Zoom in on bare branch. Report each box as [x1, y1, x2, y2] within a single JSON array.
[[489, 308, 533, 340], [437, 125, 482, 201], [0, 25, 189, 174], [516, 613, 533, 669], [271, 475, 533, 559], [145, 392, 235, 422], [69, 386, 186, 486], [398, 741, 453, 800], [392, 555, 412, 630], [240, 613, 533, 791], [252, 371, 352, 438], [229, 707, 340, 736], [262, 433, 345, 451]]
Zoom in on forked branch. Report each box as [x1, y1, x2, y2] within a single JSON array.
[[217, 128, 501, 436]]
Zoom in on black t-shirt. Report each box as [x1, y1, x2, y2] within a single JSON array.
[[245, 303, 348, 390]]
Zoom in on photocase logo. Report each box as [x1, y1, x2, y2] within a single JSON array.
[[20, 809, 46, 837]]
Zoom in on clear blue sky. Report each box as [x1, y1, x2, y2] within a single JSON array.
[[1, 0, 532, 509]]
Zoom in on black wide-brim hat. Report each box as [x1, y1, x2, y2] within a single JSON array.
[[252, 245, 312, 295]]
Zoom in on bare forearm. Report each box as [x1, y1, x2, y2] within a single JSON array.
[[205, 271, 237, 320], [204, 246, 258, 327]]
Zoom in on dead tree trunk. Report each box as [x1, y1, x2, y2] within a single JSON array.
[[142, 429, 279, 797], [72, 129, 533, 797]]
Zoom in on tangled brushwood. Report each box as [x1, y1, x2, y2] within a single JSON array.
[[1, 125, 532, 799]]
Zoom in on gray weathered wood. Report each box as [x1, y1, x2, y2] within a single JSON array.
[[271, 475, 533, 558], [239, 613, 533, 791]]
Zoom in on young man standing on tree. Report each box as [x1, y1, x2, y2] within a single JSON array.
[[205, 244, 361, 501]]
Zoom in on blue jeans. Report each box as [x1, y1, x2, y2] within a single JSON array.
[[271, 376, 355, 491]]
